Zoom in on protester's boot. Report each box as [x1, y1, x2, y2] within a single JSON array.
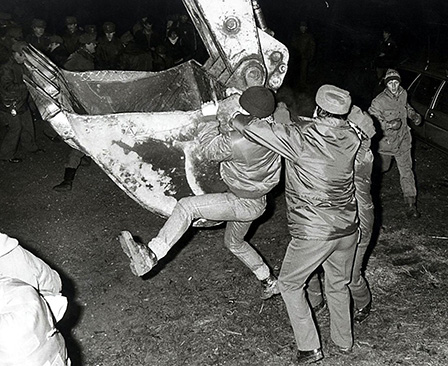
[[405, 196, 421, 219], [53, 168, 76, 192]]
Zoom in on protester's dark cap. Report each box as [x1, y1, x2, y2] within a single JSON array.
[[239, 86, 276, 118]]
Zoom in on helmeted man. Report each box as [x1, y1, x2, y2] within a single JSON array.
[[119, 86, 283, 300], [134, 17, 161, 52], [368, 68, 422, 218], [63, 32, 96, 72], [0, 41, 40, 163], [25, 18, 51, 53], [233, 85, 361, 364], [47, 34, 69, 67], [62, 16, 81, 55], [96, 22, 123, 70]]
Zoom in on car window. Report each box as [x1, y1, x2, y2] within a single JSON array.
[[399, 69, 419, 89], [410, 75, 442, 107], [434, 83, 448, 114]]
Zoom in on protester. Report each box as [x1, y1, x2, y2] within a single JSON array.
[[368, 68, 422, 218], [119, 86, 282, 300], [233, 85, 361, 363]]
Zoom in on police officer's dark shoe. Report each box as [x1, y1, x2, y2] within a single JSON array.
[[296, 348, 324, 364], [260, 274, 280, 300], [354, 302, 371, 323]]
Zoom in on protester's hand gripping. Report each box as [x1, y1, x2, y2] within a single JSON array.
[[348, 105, 376, 138]]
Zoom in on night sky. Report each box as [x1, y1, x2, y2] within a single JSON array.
[[1, 0, 447, 62]]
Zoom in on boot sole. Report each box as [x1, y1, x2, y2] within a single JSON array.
[[118, 231, 153, 276]]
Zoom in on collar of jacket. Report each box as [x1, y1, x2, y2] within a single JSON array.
[[315, 116, 348, 128]]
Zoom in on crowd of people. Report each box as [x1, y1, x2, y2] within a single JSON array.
[[0, 7, 424, 366], [0, 12, 205, 72]]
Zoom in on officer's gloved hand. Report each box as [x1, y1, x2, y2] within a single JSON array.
[[387, 118, 402, 130]]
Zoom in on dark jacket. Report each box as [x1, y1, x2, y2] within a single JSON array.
[[0, 58, 29, 114], [64, 48, 95, 72], [25, 33, 51, 53], [96, 36, 123, 70]]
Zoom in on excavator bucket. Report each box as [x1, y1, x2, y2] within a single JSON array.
[[22, 0, 289, 225]]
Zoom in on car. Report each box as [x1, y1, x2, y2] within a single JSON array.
[[398, 61, 448, 154]]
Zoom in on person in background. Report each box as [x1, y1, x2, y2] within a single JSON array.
[[347, 106, 376, 323], [25, 18, 51, 53], [374, 27, 398, 81], [368, 69, 422, 219], [53, 33, 96, 191], [84, 24, 98, 40], [134, 16, 161, 53], [47, 34, 69, 67], [3, 25, 24, 51], [290, 20, 315, 89], [62, 16, 81, 55], [119, 86, 283, 300], [176, 13, 202, 62], [152, 44, 174, 71], [233, 85, 360, 364], [0, 41, 41, 163], [96, 22, 123, 70], [163, 27, 187, 65], [119, 31, 153, 71], [0, 232, 70, 366]]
